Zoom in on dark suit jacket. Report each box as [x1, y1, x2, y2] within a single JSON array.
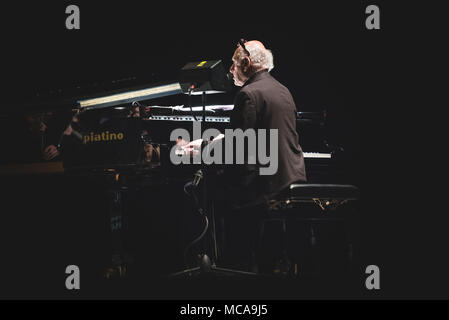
[[227, 69, 307, 203]]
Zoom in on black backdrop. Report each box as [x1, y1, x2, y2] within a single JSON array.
[[1, 1, 447, 299]]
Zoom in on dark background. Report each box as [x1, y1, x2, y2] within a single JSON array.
[[0, 1, 447, 299]]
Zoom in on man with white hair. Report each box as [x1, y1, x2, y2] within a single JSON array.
[[186, 39, 306, 206], [228, 39, 306, 203], [182, 39, 307, 271], [230, 40, 306, 205]]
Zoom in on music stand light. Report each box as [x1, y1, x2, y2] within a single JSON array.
[[179, 60, 230, 95]]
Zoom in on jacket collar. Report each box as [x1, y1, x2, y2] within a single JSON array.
[[242, 69, 270, 87]]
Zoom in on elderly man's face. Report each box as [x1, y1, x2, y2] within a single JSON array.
[[229, 48, 248, 87]]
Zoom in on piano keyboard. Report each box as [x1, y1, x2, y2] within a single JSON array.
[[145, 115, 332, 160], [174, 149, 331, 159], [145, 115, 230, 122], [303, 152, 332, 159]]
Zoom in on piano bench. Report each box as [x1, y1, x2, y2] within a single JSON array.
[[257, 183, 360, 276], [264, 183, 359, 212], [289, 183, 359, 202]]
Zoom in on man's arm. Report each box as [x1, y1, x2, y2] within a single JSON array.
[[43, 113, 81, 161], [231, 90, 257, 131], [181, 91, 257, 153]]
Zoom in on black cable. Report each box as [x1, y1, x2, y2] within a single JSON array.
[[183, 214, 209, 268], [182, 172, 209, 267]]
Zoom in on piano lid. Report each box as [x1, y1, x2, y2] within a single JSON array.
[[78, 82, 183, 110], [78, 59, 231, 110]]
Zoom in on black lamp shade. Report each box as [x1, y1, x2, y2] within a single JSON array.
[[179, 60, 230, 94]]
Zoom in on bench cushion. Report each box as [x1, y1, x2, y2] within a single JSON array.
[[289, 184, 359, 200]]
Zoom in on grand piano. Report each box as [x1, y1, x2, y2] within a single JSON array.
[[59, 80, 344, 183], [0, 64, 356, 279]]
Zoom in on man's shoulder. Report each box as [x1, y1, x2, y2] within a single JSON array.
[[241, 74, 290, 99], [248, 72, 286, 88]]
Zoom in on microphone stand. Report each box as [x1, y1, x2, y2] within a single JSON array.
[[168, 88, 259, 278]]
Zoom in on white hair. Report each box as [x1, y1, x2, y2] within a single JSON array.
[[236, 44, 274, 72], [265, 49, 274, 72]]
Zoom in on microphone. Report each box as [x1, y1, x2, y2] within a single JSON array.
[[132, 101, 149, 117], [132, 101, 144, 108], [226, 72, 234, 81], [193, 169, 203, 187]]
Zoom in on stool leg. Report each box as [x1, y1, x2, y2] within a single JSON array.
[[310, 224, 321, 276], [282, 219, 287, 257], [218, 217, 226, 263], [280, 219, 291, 275], [344, 205, 359, 274]]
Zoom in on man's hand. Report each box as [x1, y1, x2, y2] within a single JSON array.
[[63, 124, 73, 136], [175, 138, 202, 156], [183, 139, 203, 155], [39, 122, 47, 134], [212, 133, 225, 142], [43, 145, 60, 160], [176, 138, 189, 147], [184, 139, 203, 149], [177, 135, 224, 156]]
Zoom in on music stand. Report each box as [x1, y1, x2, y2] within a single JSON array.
[[169, 60, 259, 278]]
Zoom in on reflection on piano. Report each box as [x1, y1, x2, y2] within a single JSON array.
[[0, 161, 64, 176]]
